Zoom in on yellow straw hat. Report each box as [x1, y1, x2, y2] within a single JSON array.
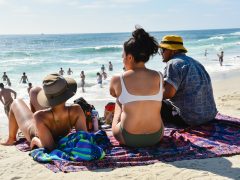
[[159, 35, 187, 53]]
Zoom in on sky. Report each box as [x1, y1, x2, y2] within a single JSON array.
[[0, 0, 240, 34]]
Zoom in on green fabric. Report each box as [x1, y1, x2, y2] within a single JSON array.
[[120, 123, 163, 147]]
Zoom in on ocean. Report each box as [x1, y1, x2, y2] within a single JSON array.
[[1, 28, 240, 132]]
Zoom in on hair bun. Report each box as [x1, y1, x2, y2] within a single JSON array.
[[132, 26, 148, 41]]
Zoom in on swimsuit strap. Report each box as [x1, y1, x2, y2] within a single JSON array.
[[68, 106, 72, 128], [158, 71, 163, 99], [51, 109, 57, 122]]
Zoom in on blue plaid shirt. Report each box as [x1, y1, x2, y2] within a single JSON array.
[[164, 53, 217, 125]]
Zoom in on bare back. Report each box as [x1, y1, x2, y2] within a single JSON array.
[[34, 104, 87, 150], [0, 88, 16, 104], [111, 69, 163, 134]]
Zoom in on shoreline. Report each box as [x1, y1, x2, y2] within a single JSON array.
[[212, 69, 240, 118]]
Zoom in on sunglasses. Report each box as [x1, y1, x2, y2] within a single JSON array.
[[160, 48, 167, 54]]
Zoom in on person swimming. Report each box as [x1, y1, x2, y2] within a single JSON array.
[[19, 72, 29, 84]]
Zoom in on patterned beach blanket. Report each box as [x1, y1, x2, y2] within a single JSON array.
[[15, 113, 240, 173]]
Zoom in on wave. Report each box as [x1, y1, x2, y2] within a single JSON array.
[[52, 45, 122, 55], [0, 45, 122, 59], [229, 32, 240, 36], [0, 51, 32, 58], [72, 45, 122, 54], [197, 36, 225, 43], [209, 36, 224, 40]]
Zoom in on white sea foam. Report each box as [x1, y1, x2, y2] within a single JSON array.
[[229, 32, 240, 36], [209, 36, 225, 40]]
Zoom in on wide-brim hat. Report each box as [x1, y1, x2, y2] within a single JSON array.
[[159, 35, 187, 53], [37, 73, 77, 108]]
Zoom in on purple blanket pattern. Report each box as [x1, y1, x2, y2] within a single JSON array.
[[16, 113, 240, 173]]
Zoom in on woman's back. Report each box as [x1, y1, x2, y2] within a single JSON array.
[[117, 69, 163, 134], [34, 104, 85, 144], [110, 27, 163, 147]]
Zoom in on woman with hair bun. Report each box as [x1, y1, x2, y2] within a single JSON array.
[[109, 27, 164, 147]]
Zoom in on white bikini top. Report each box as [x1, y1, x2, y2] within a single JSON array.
[[118, 72, 163, 104]]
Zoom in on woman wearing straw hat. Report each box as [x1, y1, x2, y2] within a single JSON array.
[[159, 35, 217, 126], [1, 73, 87, 151]]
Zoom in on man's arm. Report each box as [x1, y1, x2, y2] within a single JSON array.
[[0, 93, 4, 105], [163, 81, 176, 99], [10, 89, 17, 99]]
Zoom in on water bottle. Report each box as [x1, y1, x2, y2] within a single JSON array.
[[91, 110, 99, 132]]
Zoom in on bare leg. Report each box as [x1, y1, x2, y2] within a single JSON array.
[[29, 87, 45, 112], [1, 99, 35, 145], [1, 106, 19, 145], [111, 100, 125, 144]]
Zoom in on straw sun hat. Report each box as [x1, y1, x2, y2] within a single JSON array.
[[37, 73, 77, 107], [159, 35, 187, 53]]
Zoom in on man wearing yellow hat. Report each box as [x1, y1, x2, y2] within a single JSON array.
[[159, 35, 217, 126]]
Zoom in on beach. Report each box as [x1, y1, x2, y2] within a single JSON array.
[[1, 29, 240, 179], [0, 69, 239, 180]]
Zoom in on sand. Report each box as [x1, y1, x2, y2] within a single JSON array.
[[0, 70, 240, 180]]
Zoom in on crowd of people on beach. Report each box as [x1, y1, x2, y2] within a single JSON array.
[[0, 26, 218, 154], [58, 62, 113, 92]]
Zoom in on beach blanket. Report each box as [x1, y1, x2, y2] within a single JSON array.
[[29, 130, 110, 162], [15, 113, 240, 173]]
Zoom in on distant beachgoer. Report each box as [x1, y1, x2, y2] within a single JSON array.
[[19, 72, 29, 84], [1, 73, 87, 151], [27, 83, 33, 94], [2, 72, 8, 81], [109, 61, 113, 71], [159, 35, 217, 126], [0, 83, 17, 117], [6, 77, 11, 87], [59, 67, 65, 75], [109, 27, 163, 148], [204, 49, 208, 57], [102, 70, 107, 80], [96, 72, 103, 88], [101, 65, 105, 72], [80, 71, 85, 92], [218, 50, 224, 66], [67, 68, 73, 75]]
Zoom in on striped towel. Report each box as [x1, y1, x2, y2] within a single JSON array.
[[30, 130, 110, 162]]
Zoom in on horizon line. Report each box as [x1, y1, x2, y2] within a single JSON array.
[[0, 27, 240, 36]]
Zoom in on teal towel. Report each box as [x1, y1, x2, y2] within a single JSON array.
[[30, 130, 110, 162]]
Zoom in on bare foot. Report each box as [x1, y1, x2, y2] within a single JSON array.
[[1, 137, 16, 146], [30, 137, 42, 149]]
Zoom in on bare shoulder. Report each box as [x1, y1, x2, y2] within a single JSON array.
[[147, 69, 161, 78], [33, 109, 50, 124], [110, 75, 120, 84], [69, 104, 84, 115]]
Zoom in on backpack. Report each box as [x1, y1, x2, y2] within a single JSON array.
[[73, 97, 95, 131], [104, 102, 115, 125]]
